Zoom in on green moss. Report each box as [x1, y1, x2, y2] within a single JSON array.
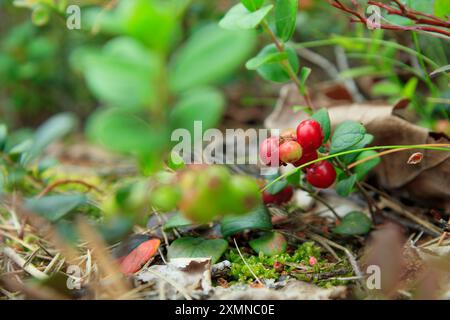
[[224, 241, 353, 287]]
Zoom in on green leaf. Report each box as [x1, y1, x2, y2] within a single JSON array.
[[371, 80, 402, 97], [333, 211, 372, 236], [221, 206, 272, 238], [401, 77, 418, 99], [330, 121, 366, 154], [336, 174, 357, 197], [249, 232, 287, 256], [72, 37, 162, 109], [169, 87, 225, 134], [87, 109, 168, 157], [311, 108, 331, 144], [256, 44, 299, 83], [275, 0, 298, 42], [338, 134, 374, 164], [118, 0, 179, 52], [32, 5, 50, 27], [353, 150, 380, 181], [246, 52, 288, 70], [298, 67, 311, 90], [167, 237, 228, 263], [0, 124, 7, 150], [9, 139, 32, 158], [170, 24, 256, 92], [163, 213, 194, 231], [286, 169, 302, 186], [266, 179, 288, 195], [241, 0, 264, 11], [430, 64, 450, 77], [434, 0, 450, 18], [22, 113, 77, 165], [219, 3, 273, 30], [25, 194, 88, 222], [167, 152, 185, 171]]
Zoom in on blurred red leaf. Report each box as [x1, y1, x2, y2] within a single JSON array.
[[119, 239, 160, 275]]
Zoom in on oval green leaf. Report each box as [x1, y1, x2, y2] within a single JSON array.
[[332, 211, 372, 236], [249, 232, 287, 256], [167, 237, 228, 263], [275, 0, 298, 42], [256, 44, 299, 83]]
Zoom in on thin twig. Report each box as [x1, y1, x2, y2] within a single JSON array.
[[2, 247, 48, 280], [233, 238, 264, 286], [330, 0, 450, 37], [38, 179, 103, 198]]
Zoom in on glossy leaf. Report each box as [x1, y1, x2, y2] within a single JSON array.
[[170, 24, 256, 92], [249, 232, 287, 256], [353, 150, 381, 181], [221, 206, 272, 238], [25, 194, 87, 222], [219, 3, 273, 30], [22, 113, 77, 164], [0, 124, 7, 150], [32, 5, 49, 27], [163, 212, 194, 231], [336, 174, 357, 197], [256, 44, 299, 83], [333, 211, 372, 236], [275, 0, 298, 42], [330, 121, 366, 154], [87, 108, 168, 157], [246, 52, 287, 70], [241, 0, 264, 11], [265, 179, 288, 195], [311, 108, 331, 144], [169, 87, 225, 134], [338, 134, 374, 164], [434, 0, 450, 18], [72, 37, 161, 109], [167, 237, 228, 263]]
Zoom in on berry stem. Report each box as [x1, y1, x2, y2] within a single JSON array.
[[347, 143, 450, 169], [261, 20, 315, 110]]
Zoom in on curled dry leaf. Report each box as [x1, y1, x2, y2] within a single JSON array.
[[266, 84, 450, 210], [137, 258, 212, 299], [407, 152, 424, 165]]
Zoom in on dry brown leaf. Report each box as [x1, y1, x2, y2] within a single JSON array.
[[266, 84, 450, 210]]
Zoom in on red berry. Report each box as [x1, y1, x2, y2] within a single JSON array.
[[273, 261, 283, 272], [293, 150, 318, 168], [306, 160, 336, 189], [262, 185, 294, 205], [296, 120, 324, 152], [309, 256, 317, 266], [259, 137, 280, 166], [279, 141, 302, 164]]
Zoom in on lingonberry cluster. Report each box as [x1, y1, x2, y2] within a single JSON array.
[[260, 119, 337, 190]]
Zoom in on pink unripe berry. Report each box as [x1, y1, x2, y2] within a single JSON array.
[[259, 136, 280, 166], [309, 256, 317, 266], [279, 141, 303, 164]]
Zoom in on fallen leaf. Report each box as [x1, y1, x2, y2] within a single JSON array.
[[407, 152, 423, 165], [137, 258, 212, 298], [119, 239, 160, 275]]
